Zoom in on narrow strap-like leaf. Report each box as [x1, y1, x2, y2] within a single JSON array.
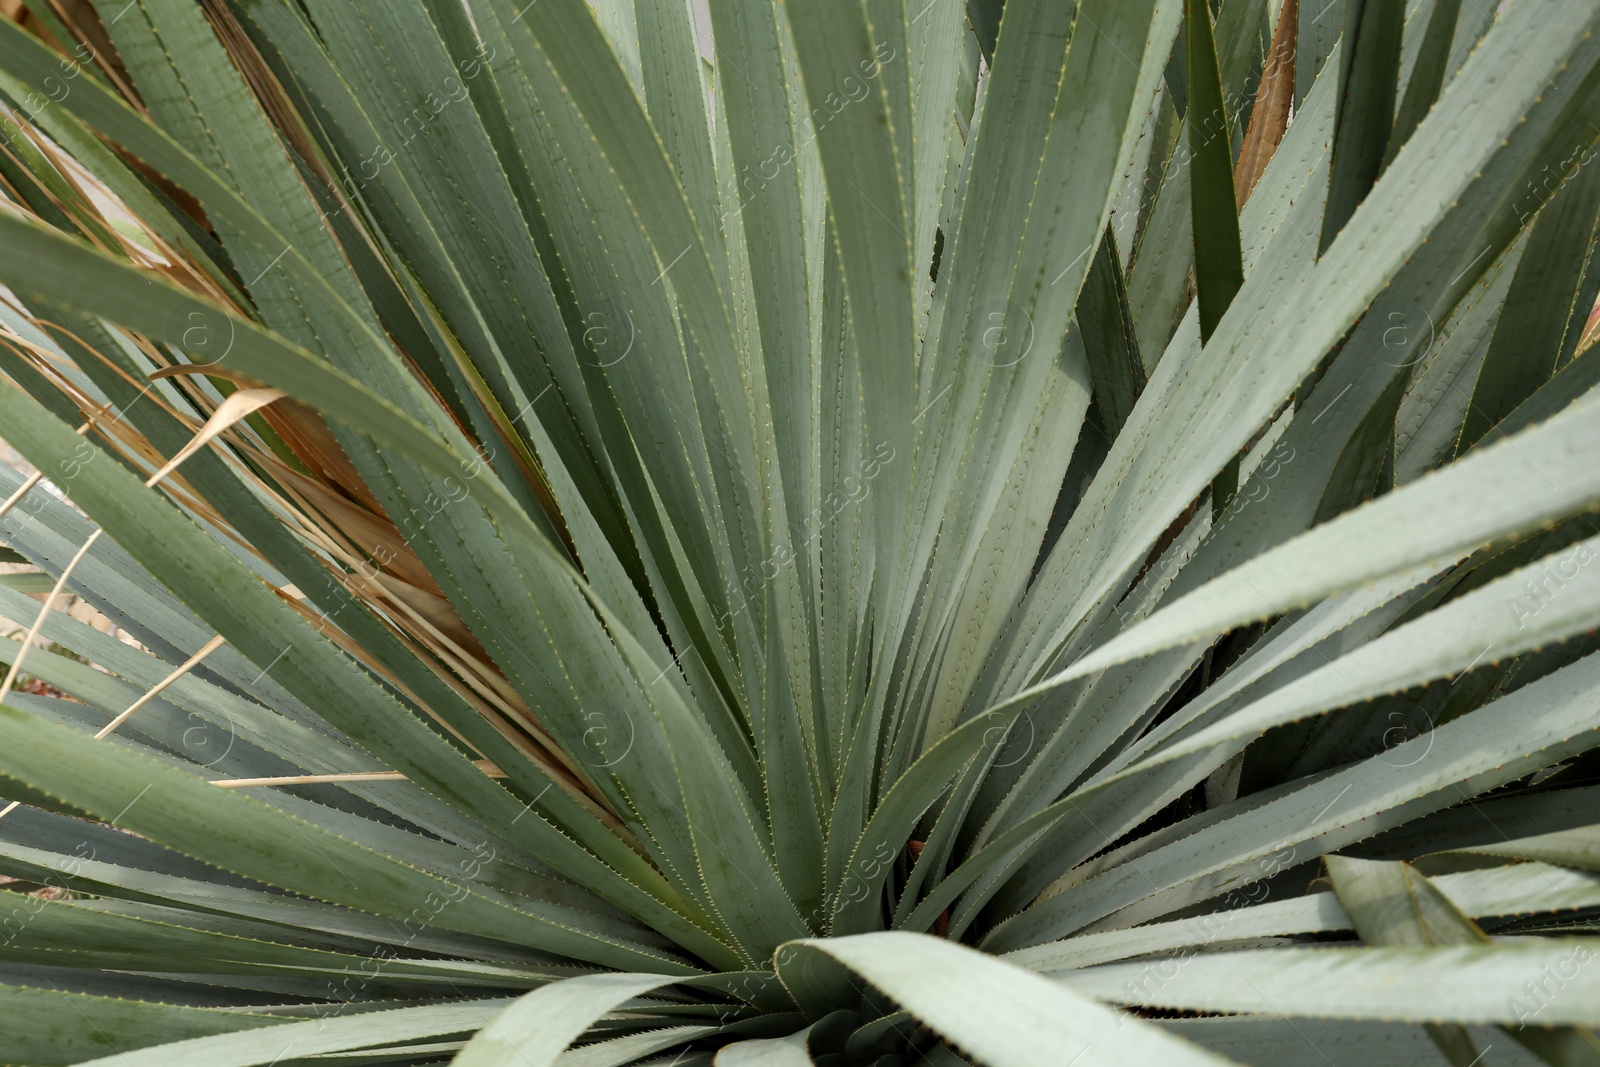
[[454, 973, 684, 1067], [1011, 860, 1600, 973], [1384, 0, 1462, 166], [1049, 392, 1600, 683], [1123, 533, 1600, 771], [1185, 0, 1244, 344], [1319, 0, 1403, 251], [1326, 856, 1489, 1067], [1061, 941, 1600, 1025], [779, 933, 1236, 1065], [73, 999, 513, 1067], [1458, 157, 1600, 450]]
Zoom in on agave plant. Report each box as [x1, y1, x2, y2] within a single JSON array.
[[0, 0, 1598, 1062]]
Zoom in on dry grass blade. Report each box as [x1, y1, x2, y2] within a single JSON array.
[[94, 632, 227, 739], [1234, 0, 1297, 205]]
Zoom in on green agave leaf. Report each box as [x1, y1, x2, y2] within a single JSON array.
[[0, 570, 53, 594], [1395, 230, 1525, 482], [1212, 0, 1271, 124], [782, 0, 914, 572], [829, 702, 1024, 934], [0, 808, 547, 961], [405, 0, 759, 742], [1438, 827, 1600, 874], [900, 560, 1434, 937], [633, 0, 720, 281], [1443, 0, 1498, 83], [1184, 0, 1244, 344], [904, 367, 1083, 768], [1160, 1018, 1527, 1067], [0, 109, 122, 254], [1123, 533, 1600, 769], [0, 71, 245, 307], [1385, 0, 1463, 165], [0, 300, 564, 845], [984, 410, 1407, 858], [1459, 155, 1600, 450], [0, 982, 286, 1066], [1, 39, 564, 720], [0, 212, 560, 577], [1357, 783, 1600, 874], [0, 583, 561, 874], [88, 0, 383, 349], [70, 999, 513, 1067], [0, 0, 1595, 1059], [232, 6, 780, 910], [1052, 393, 1600, 683], [1010, 861, 1600, 973], [0, 375, 724, 966], [999, 0, 1600, 699], [714, 1027, 814, 1066], [1113, 68, 1178, 279], [241, 0, 594, 512], [559, 1024, 723, 1067], [701, 0, 825, 803], [0, 265, 681, 921], [1061, 941, 1600, 1026], [0, 582, 357, 761], [1492, 339, 1600, 444], [904, 0, 973, 302], [1319, 0, 1402, 251], [165, 8, 777, 883], [0, 896, 553, 987], [32, 5, 462, 522], [985, 650, 1600, 949], [884, 0, 1174, 798], [1124, 122, 1193, 375], [968, 0, 1002, 61], [669, 0, 830, 899], [453, 973, 684, 1066], [1326, 856, 1489, 1067], [1077, 227, 1146, 435], [475, 0, 770, 545], [0, 697, 696, 973], [597, 603, 813, 965], [778, 932, 1235, 1065], [962, 53, 1336, 821], [0, 636, 292, 789], [893, 370, 1090, 912]]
